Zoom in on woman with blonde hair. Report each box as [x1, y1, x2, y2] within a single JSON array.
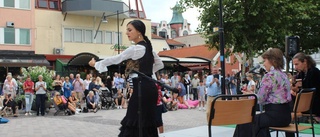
[[242, 73, 256, 95], [3, 75, 17, 97], [96, 76, 105, 88], [68, 91, 78, 114], [86, 91, 97, 113], [35, 75, 47, 116]]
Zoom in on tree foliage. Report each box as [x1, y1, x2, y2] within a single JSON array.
[[179, 0, 320, 57], [21, 66, 55, 90]]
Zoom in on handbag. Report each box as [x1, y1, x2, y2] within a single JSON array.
[[61, 95, 67, 104]]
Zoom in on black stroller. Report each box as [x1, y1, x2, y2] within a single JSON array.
[[99, 87, 115, 110]]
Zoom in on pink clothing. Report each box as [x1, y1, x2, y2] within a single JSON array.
[[177, 100, 199, 109], [24, 81, 34, 94], [73, 79, 84, 92]]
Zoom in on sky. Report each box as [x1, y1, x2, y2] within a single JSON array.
[[124, 0, 201, 34]]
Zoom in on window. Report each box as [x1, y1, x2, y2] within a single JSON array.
[[37, 0, 48, 8], [19, 0, 30, 9], [4, 0, 14, 7], [226, 56, 231, 63], [114, 32, 122, 45], [64, 28, 72, 42], [183, 30, 188, 36], [20, 29, 30, 44], [49, 0, 59, 10], [171, 30, 177, 38], [105, 31, 112, 44], [3, 28, 31, 45], [159, 31, 166, 39], [4, 28, 15, 44], [95, 31, 103, 44], [74, 29, 82, 43], [35, 0, 61, 10], [85, 30, 92, 43]]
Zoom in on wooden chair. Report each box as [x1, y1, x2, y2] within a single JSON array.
[[207, 94, 257, 137], [269, 88, 316, 137]]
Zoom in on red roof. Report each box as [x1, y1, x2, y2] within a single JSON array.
[[166, 39, 185, 46], [158, 45, 218, 60], [151, 34, 164, 39]]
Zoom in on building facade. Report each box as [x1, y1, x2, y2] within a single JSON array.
[[154, 3, 191, 39], [0, 0, 153, 78]]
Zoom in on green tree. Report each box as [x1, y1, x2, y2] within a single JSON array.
[[179, 0, 320, 57]]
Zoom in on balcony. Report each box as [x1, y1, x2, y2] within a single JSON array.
[[62, 0, 130, 18]]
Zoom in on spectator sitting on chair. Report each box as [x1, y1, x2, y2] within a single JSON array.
[[115, 89, 125, 109], [162, 89, 178, 111], [1, 93, 18, 117], [86, 91, 98, 113], [53, 92, 67, 115]]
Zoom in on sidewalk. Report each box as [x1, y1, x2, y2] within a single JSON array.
[[1, 108, 319, 137]]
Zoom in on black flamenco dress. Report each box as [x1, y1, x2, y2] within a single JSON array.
[[119, 41, 158, 137]]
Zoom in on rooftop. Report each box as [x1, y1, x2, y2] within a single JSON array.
[[158, 44, 218, 60]]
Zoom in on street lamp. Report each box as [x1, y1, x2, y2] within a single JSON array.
[[218, 0, 226, 96], [94, 9, 132, 73]]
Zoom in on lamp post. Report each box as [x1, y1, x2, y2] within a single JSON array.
[[218, 0, 226, 96], [94, 9, 132, 73], [117, 10, 121, 73]]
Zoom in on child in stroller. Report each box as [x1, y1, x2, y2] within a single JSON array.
[[99, 87, 115, 109]]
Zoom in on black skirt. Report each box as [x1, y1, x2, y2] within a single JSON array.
[[233, 103, 291, 137], [119, 77, 158, 137]]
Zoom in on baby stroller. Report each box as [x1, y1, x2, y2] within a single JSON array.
[[99, 87, 115, 110]]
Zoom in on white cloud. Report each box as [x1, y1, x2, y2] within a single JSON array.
[[125, 0, 200, 33]]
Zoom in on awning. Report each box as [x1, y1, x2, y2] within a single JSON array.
[[67, 52, 99, 66], [0, 51, 50, 67]]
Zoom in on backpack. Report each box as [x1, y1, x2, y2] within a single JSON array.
[[82, 107, 88, 113]]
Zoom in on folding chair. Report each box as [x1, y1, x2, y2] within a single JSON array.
[[269, 88, 316, 137], [207, 94, 257, 137]]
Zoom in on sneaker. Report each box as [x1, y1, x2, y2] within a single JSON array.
[[198, 107, 201, 111], [29, 112, 32, 115], [117, 106, 120, 109], [203, 107, 206, 111], [119, 106, 122, 109], [25, 113, 28, 116]]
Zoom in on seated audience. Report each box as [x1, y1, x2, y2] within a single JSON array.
[[68, 91, 79, 114], [162, 89, 177, 111], [115, 89, 125, 109], [233, 48, 292, 137], [53, 92, 67, 114], [86, 91, 98, 113], [1, 94, 17, 117]]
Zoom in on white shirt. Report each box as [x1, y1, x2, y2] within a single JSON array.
[[247, 80, 256, 93], [94, 44, 164, 73], [35, 81, 47, 94]]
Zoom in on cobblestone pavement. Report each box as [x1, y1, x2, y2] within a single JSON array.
[[0, 108, 207, 137]]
